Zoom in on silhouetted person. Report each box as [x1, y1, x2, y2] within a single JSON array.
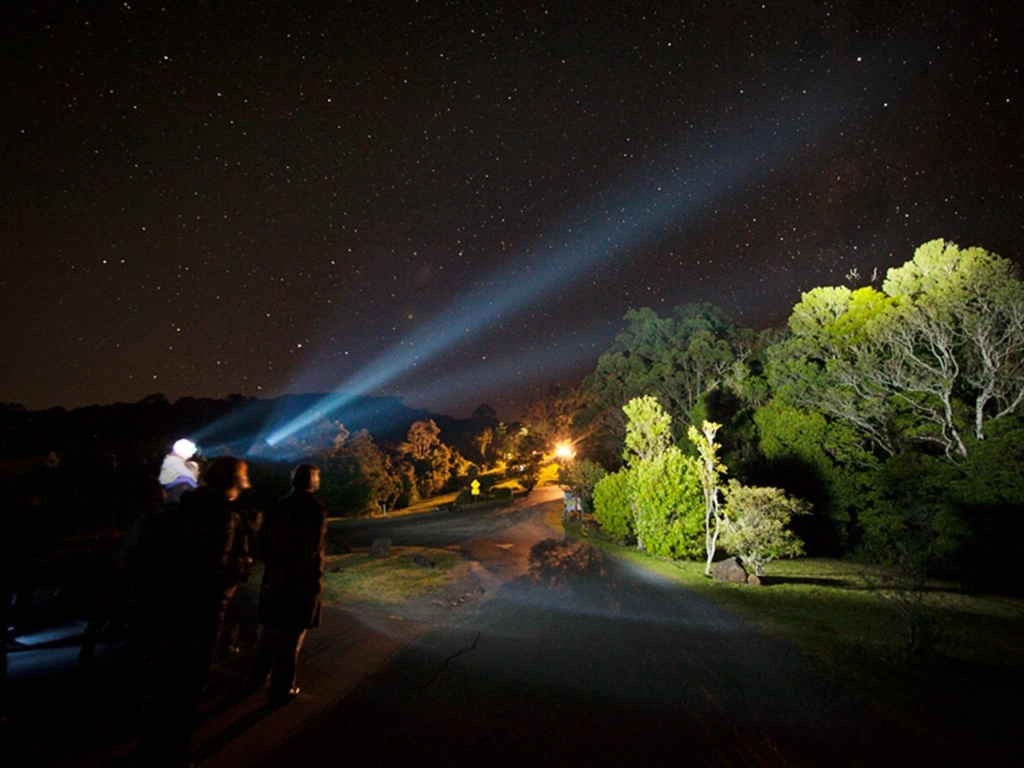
[[216, 495, 263, 663], [79, 472, 166, 671], [140, 456, 253, 767], [248, 464, 327, 707]]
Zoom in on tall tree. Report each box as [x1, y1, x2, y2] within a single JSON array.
[[882, 240, 1024, 443], [766, 285, 900, 458], [473, 427, 494, 464], [618, 396, 704, 555], [470, 403, 500, 429], [404, 419, 443, 460], [321, 430, 400, 515], [469, 403, 500, 463], [522, 386, 585, 445], [689, 420, 727, 575], [400, 419, 454, 498], [623, 395, 673, 463], [592, 470, 633, 543], [585, 304, 742, 445], [768, 240, 1024, 461]]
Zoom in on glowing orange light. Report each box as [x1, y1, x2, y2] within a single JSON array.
[[554, 442, 576, 460]]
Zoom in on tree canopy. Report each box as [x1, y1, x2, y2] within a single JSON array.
[[583, 240, 1024, 586], [585, 304, 741, 443]]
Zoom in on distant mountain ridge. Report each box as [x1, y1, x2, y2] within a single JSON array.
[[0, 393, 440, 462]]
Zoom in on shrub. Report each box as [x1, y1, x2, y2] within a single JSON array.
[[593, 469, 633, 543], [721, 481, 810, 577], [629, 446, 705, 559]]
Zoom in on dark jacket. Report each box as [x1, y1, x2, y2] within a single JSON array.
[[257, 491, 327, 628], [150, 486, 252, 619]]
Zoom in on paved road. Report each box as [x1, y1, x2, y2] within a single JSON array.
[[328, 493, 556, 551], [246, 488, 913, 768]]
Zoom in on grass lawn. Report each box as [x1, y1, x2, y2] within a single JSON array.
[[567, 520, 1024, 754], [322, 546, 470, 606], [327, 491, 461, 522], [325, 469, 536, 523]]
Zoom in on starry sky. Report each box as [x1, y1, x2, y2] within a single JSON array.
[[2, 1, 1022, 420]]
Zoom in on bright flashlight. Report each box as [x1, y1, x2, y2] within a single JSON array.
[[172, 438, 198, 459]]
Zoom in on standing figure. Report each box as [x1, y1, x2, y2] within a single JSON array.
[[79, 472, 166, 671], [249, 464, 327, 707], [141, 455, 253, 766]]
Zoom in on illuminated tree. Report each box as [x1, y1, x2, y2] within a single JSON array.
[[320, 430, 400, 515], [404, 419, 443, 460], [721, 481, 810, 578], [469, 403, 500, 464], [592, 469, 633, 543], [490, 422, 522, 462], [689, 420, 727, 575], [867, 298, 967, 458], [400, 419, 454, 497], [756, 240, 1024, 573], [522, 385, 585, 445], [622, 395, 673, 463], [766, 285, 900, 458], [628, 446, 704, 558], [881, 240, 1024, 444], [767, 241, 1024, 461], [619, 396, 704, 555], [557, 459, 607, 516], [502, 421, 548, 493], [585, 304, 740, 443], [473, 427, 493, 463]]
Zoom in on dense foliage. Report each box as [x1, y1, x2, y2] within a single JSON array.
[[628, 446, 705, 559], [592, 396, 705, 557], [592, 469, 633, 543], [557, 459, 607, 513], [583, 305, 744, 447], [320, 429, 400, 516], [721, 481, 811, 577], [584, 241, 1024, 587]]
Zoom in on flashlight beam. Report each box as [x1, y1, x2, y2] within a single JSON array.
[[266, 69, 889, 445]]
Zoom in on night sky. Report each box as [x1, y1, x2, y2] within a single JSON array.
[[3, 1, 1022, 420]]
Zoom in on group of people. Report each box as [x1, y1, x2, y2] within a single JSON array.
[[139, 450, 329, 767]]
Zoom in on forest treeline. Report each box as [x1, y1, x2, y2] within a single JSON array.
[[0, 392, 545, 529], [572, 239, 1024, 590], [4, 239, 1022, 590]]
